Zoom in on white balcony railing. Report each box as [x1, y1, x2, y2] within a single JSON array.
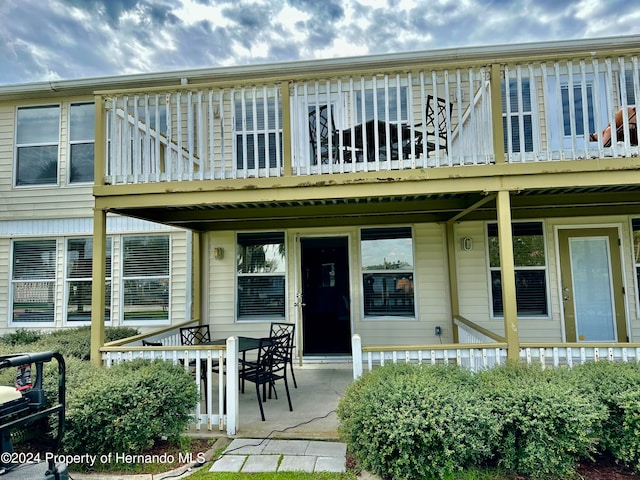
[[102, 52, 640, 185]]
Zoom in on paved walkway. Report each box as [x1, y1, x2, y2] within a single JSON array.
[[209, 438, 347, 473]]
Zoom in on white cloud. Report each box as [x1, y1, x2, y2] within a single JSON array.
[[0, 0, 639, 84]]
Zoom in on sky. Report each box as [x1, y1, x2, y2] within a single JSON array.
[[1, 0, 639, 86]]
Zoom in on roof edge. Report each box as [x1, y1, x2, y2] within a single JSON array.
[[1, 34, 638, 99]]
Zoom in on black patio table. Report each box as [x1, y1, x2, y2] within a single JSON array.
[[338, 119, 423, 162], [204, 336, 270, 352], [204, 336, 274, 394]]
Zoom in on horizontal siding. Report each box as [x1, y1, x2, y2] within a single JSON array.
[[0, 96, 97, 221], [0, 229, 189, 334]]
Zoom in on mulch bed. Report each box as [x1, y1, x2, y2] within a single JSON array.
[[577, 455, 640, 480]]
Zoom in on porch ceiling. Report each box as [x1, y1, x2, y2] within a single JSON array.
[[107, 184, 640, 232]]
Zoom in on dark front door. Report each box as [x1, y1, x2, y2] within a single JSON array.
[[300, 236, 351, 355]]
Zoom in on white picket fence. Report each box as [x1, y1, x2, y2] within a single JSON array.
[[351, 334, 640, 379], [101, 335, 240, 435]]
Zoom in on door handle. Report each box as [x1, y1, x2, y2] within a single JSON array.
[[563, 296, 570, 302]]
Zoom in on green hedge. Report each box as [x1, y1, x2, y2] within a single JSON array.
[[338, 363, 496, 479], [569, 361, 640, 470], [61, 359, 198, 454], [0, 326, 139, 359], [476, 364, 605, 479], [1, 329, 197, 459], [338, 362, 630, 480]]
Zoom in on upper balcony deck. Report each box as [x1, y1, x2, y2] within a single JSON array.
[[94, 38, 640, 194]]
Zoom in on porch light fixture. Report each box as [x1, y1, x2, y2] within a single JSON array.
[[214, 247, 224, 260], [461, 237, 473, 251]]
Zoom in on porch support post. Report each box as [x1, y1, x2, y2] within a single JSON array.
[[90, 207, 107, 367], [191, 231, 202, 322], [496, 190, 519, 361], [445, 222, 461, 342], [281, 81, 293, 177]]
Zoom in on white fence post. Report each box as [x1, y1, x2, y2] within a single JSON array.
[[226, 336, 239, 436], [352, 334, 363, 379]]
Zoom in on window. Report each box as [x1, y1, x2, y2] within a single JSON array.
[[237, 232, 286, 320], [633, 219, 640, 309], [355, 86, 408, 124], [16, 105, 60, 186], [624, 70, 638, 106], [11, 239, 56, 324], [502, 79, 533, 152], [66, 237, 112, 323], [561, 84, 596, 136], [122, 235, 170, 323], [361, 227, 415, 318], [235, 96, 283, 170], [488, 222, 548, 317], [69, 103, 95, 183]]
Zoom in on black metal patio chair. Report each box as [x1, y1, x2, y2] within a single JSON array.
[[239, 333, 293, 421], [269, 322, 297, 388]]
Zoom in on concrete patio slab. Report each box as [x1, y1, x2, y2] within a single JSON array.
[[278, 455, 317, 472]]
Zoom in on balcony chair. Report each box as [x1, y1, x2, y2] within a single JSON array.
[[308, 104, 340, 164], [590, 106, 637, 147], [269, 322, 298, 388], [238, 333, 293, 421], [403, 95, 453, 157]]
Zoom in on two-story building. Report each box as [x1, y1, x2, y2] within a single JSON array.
[[2, 35, 640, 372]]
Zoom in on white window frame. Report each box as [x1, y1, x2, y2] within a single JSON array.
[[14, 104, 61, 187], [10, 238, 57, 327], [236, 231, 287, 322], [359, 226, 416, 321], [120, 234, 171, 326], [547, 74, 608, 150], [502, 77, 534, 155], [68, 102, 95, 184], [64, 236, 113, 325], [232, 88, 283, 176], [486, 220, 551, 320]]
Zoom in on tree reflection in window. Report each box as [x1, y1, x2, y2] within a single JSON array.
[[237, 232, 286, 320]]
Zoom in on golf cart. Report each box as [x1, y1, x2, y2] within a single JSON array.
[[0, 352, 67, 479]]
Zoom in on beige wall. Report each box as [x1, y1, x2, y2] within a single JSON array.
[[204, 214, 640, 354], [0, 97, 96, 221], [456, 215, 640, 343]]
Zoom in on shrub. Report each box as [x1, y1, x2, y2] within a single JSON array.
[[62, 359, 198, 454], [0, 326, 139, 360], [570, 361, 640, 468], [476, 363, 606, 479], [0, 328, 42, 346], [338, 363, 496, 479]]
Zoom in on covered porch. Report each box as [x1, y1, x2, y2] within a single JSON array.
[[101, 322, 640, 436]]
